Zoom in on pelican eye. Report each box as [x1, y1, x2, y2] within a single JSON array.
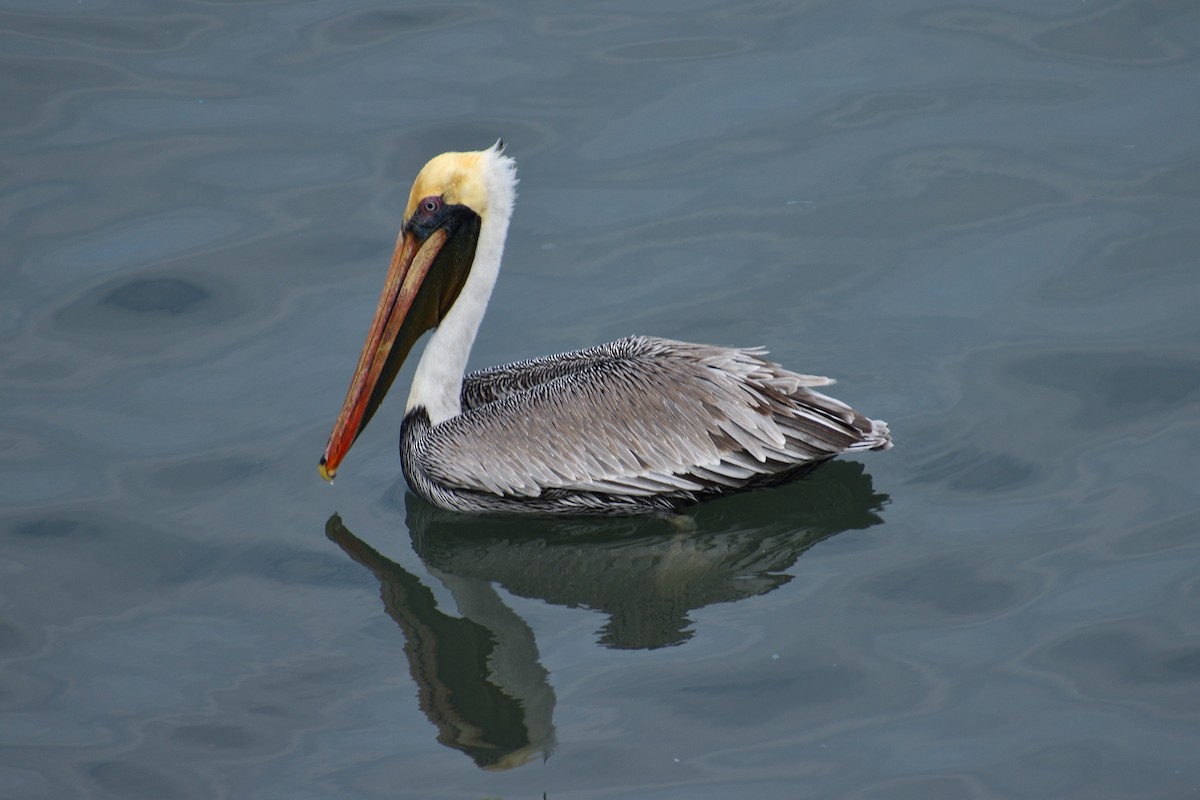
[[408, 195, 447, 236]]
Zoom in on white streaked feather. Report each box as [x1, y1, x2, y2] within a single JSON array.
[[412, 336, 891, 500]]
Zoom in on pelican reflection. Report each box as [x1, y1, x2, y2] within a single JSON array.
[[328, 460, 887, 768], [328, 515, 556, 770]]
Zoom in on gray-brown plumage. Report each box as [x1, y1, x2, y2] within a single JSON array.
[[401, 335, 891, 514], [320, 146, 891, 514]]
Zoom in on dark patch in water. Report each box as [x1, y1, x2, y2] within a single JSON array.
[[1039, 626, 1200, 691], [147, 456, 261, 494], [863, 557, 1021, 616], [1145, 157, 1200, 200], [908, 446, 1040, 493], [0, 620, 27, 654], [9, 518, 97, 540], [103, 277, 210, 314], [0, 56, 124, 133], [1010, 352, 1200, 428], [1159, 649, 1200, 679], [1038, 228, 1200, 305], [49, 269, 244, 351]]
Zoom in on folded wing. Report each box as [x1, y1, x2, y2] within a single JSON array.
[[418, 336, 890, 500]]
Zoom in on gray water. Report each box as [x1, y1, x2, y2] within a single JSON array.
[[3, 0, 1199, 797]]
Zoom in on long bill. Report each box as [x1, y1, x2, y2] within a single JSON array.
[[319, 228, 448, 482]]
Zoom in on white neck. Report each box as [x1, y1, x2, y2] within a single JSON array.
[[406, 148, 516, 425]]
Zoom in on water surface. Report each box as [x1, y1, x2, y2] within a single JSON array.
[[2, 0, 1199, 798]]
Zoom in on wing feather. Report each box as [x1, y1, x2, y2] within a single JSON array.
[[418, 336, 889, 499]]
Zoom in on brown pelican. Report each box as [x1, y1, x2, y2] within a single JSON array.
[[320, 143, 891, 514]]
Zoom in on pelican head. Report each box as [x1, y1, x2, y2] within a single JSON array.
[[320, 142, 516, 481]]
